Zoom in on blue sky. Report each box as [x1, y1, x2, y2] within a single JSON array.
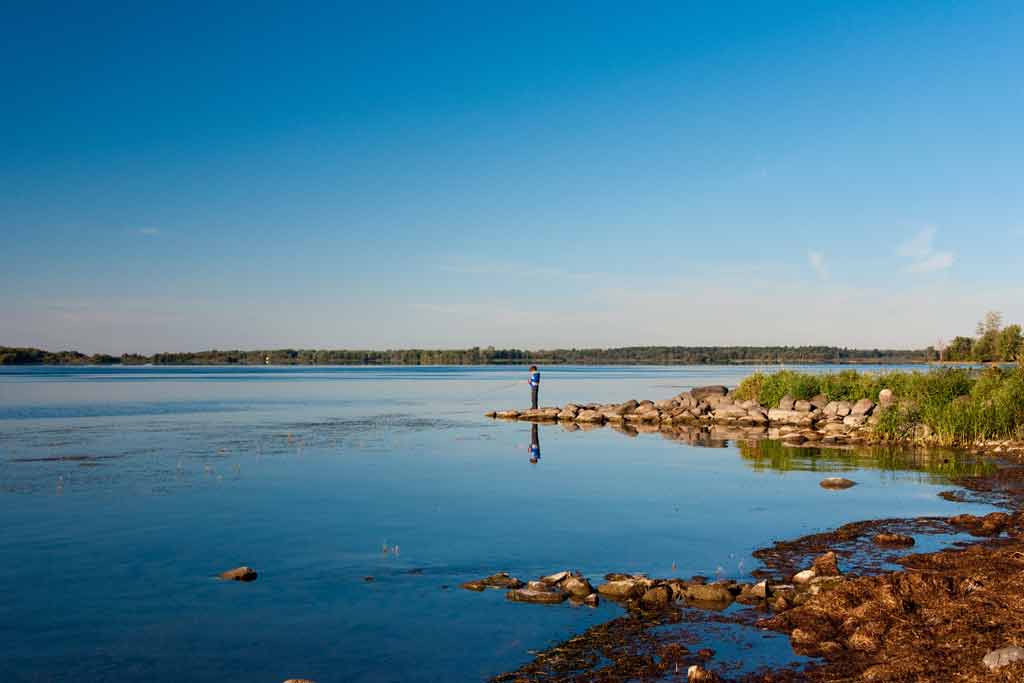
[[2, 1, 1022, 353]]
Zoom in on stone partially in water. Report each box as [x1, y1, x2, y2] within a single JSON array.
[[820, 477, 856, 489], [873, 533, 915, 546], [562, 575, 595, 597], [506, 588, 568, 604], [461, 572, 524, 591], [597, 579, 642, 600], [541, 570, 570, 585], [639, 585, 672, 607], [219, 566, 258, 582], [684, 583, 733, 605], [983, 646, 1024, 670]]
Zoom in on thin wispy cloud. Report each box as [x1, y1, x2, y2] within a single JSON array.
[[807, 250, 828, 280], [138, 227, 160, 236], [899, 227, 954, 273]]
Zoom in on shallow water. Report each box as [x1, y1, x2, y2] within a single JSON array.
[[0, 365, 994, 682]]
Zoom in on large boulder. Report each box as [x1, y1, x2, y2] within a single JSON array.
[[778, 395, 796, 411], [835, 401, 852, 417], [597, 579, 643, 600], [562, 576, 595, 597], [794, 400, 814, 413]]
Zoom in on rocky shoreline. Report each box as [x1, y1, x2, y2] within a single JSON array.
[[487, 384, 1024, 454], [481, 387, 1024, 682]]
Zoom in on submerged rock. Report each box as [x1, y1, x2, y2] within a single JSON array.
[[219, 566, 258, 582], [873, 533, 915, 546], [820, 477, 856, 489]]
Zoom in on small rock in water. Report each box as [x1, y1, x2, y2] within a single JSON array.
[[219, 566, 258, 582], [983, 646, 1024, 670], [283, 680, 316, 683], [820, 477, 856, 489], [873, 532, 915, 546], [582, 592, 599, 607]]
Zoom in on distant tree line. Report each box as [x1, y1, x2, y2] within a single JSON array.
[[941, 312, 1023, 363], [1, 345, 938, 366]]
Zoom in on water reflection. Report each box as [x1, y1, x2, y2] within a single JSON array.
[[528, 424, 541, 464]]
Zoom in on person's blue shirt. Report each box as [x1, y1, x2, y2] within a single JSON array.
[[529, 371, 540, 387]]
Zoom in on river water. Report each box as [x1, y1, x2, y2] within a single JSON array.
[[0, 365, 993, 682]]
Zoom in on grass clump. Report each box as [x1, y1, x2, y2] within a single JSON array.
[[734, 366, 1024, 446]]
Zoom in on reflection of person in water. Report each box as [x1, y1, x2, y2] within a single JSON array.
[[528, 423, 541, 463]]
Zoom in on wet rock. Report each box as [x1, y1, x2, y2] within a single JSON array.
[[820, 477, 856, 489], [640, 585, 673, 607], [792, 569, 816, 585], [219, 566, 258, 582], [686, 664, 721, 682], [873, 533, 915, 546], [983, 646, 1024, 670], [507, 588, 568, 604], [819, 641, 844, 659], [462, 572, 525, 591], [812, 551, 840, 577]]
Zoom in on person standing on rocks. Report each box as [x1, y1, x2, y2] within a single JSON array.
[[528, 423, 541, 464], [527, 365, 540, 409]]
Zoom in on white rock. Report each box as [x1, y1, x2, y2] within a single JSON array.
[[983, 646, 1024, 670]]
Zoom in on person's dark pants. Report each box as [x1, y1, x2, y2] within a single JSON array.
[[531, 386, 538, 409]]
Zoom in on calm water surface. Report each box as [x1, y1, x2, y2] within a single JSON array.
[[0, 366, 993, 682]]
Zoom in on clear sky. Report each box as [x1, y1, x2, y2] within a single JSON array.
[[2, 1, 1022, 353]]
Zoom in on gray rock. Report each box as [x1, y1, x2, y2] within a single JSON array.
[[983, 646, 1024, 670], [842, 415, 867, 427], [810, 394, 828, 410], [835, 401, 852, 417]]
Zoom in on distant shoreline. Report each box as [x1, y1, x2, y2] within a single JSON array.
[[0, 344, 937, 367]]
